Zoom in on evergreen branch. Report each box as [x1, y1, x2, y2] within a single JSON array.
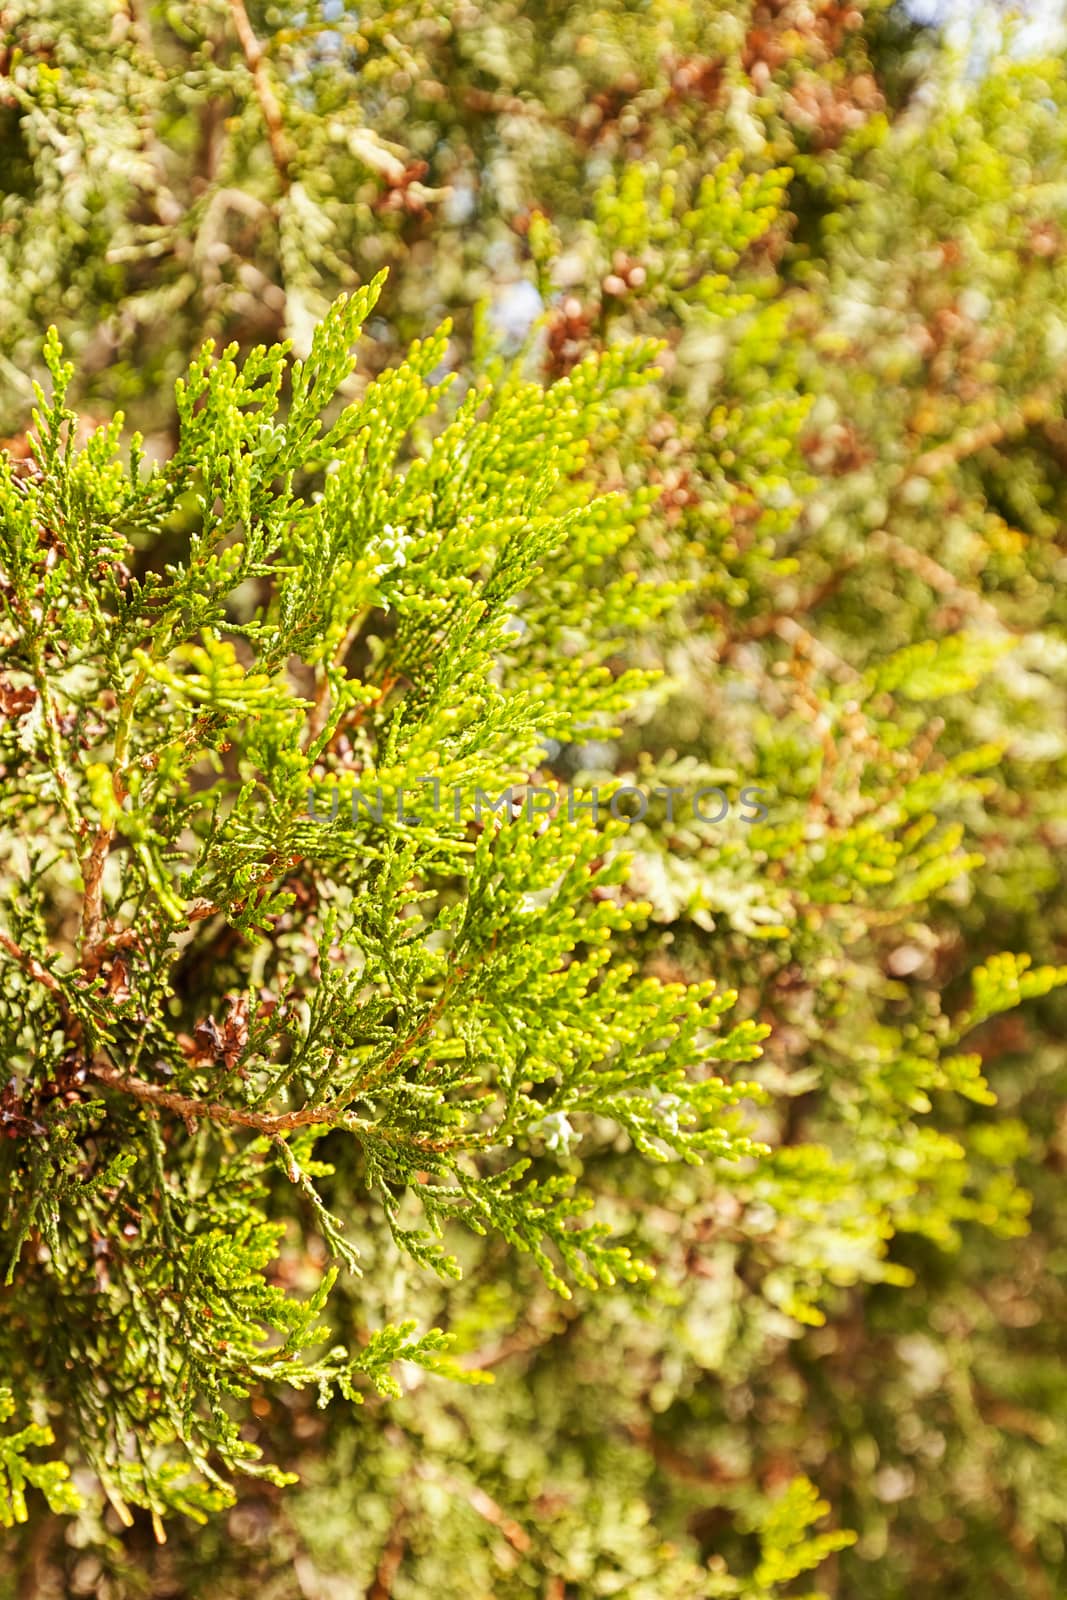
[[87, 1060, 462, 1149]]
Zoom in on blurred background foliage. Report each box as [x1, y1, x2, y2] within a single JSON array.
[[4, 0, 1067, 1595]]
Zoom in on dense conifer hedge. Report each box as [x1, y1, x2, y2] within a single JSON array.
[[3, 2, 1067, 1594]]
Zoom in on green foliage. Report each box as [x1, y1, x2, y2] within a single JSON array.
[[0, 1388, 82, 1528], [4, 1, 1067, 1596], [0, 302, 771, 1523]]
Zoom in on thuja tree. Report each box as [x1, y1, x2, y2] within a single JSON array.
[[9, 307, 1057, 1593], [5, 1, 1067, 1597], [0, 291, 795, 1515]]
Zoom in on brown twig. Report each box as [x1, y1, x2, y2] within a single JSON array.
[[228, 0, 293, 190], [304, 610, 375, 750], [908, 376, 1067, 480], [412, 1466, 531, 1554], [80, 668, 145, 960], [712, 565, 856, 664], [865, 529, 1006, 624], [463, 87, 547, 120], [89, 956, 470, 1137], [0, 931, 63, 997], [0, 926, 463, 1150], [0, 929, 78, 1040], [80, 814, 122, 957], [313, 666, 401, 753], [88, 1057, 460, 1148]]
